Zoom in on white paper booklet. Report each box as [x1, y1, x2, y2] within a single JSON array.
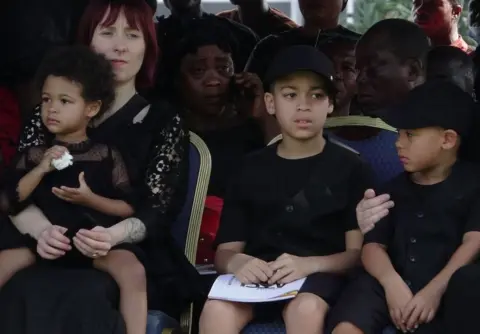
[[195, 264, 217, 275], [208, 274, 306, 303]]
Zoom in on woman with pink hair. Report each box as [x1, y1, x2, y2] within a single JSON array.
[[0, 1, 200, 333]]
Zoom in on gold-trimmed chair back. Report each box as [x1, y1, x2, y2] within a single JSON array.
[[174, 131, 211, 334], [267, 115, 395, 146], [184, 132, 211, 264], [325, 115, 396, 131]]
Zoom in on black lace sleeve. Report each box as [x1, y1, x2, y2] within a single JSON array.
[[0, 146, 44, 215], [111, 146, 136, 207], [17, 105, 47, 153], [134, 104, 189, 236]]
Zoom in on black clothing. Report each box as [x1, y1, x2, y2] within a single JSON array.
[[217, 7, 297, 39], [253, 272, 349, 321], [0, 140, 142, 268], [245, 26, 361, 81], [0, 95, 199, 334], [154, 13, 259, 96], [327, 272, 444, 334], [1, 141, 132, 217], [0, 0, 87, 83], [196, 119, 264, 198], [213, 138, 372, 323], [443, 262, 480, 334], [383, 80, 475, 137], [365, 163, 480, 293], [328, 161, 480, 334], [215, 139, 373, 262], [263, 45, 335, 93]]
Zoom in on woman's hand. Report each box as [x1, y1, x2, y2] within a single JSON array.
[[36, 225, 72, 259], [234, 72, 266, 119], [73, 226, 113, 258], [356, 189, 395, 234]]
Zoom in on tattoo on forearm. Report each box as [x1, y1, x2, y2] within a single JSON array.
[[124, 218, 147, 243]]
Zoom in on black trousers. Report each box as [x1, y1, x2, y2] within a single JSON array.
[[327, 273, 444, 334], [443, 263, 480, 334]]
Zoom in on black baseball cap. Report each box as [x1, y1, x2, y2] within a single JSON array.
[[263, 45, 336, 94], [383, 80, 475, 136]]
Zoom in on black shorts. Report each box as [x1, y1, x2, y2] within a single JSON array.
[[326, 273, 444, 334], [254, 272, 348, 321]]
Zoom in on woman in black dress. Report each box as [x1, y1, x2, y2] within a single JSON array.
[[165, 22, 268, 265], [167, 21, 267, 199], [0, 44, 154, 334], [0, 1, 199, 333]]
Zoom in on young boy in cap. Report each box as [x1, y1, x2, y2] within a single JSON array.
[[328, 80, 480, 334], [199, 45, 373, 334]]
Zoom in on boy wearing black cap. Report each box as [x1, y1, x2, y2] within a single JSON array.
[[328, 80, 480, 334], [199, 45, 373, 334]]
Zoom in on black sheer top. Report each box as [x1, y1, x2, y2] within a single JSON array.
[[1, 140, 133, 232]]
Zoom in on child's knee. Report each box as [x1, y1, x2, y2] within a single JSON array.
[[200, 299, 252, 324], [17, 248, 35, 266], [0, 248, 35, 268], [121, 259, 146, 289], [97, 250, 146, 289], [284, 293, 329, 320], [332, 322, 364, 334], [0, 248, 34, 285]]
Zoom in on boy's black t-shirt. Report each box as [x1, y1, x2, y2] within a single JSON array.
[[215, 139, 374, 262], [364, 161, 480, 293]]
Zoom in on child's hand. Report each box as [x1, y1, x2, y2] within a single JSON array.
[[52, 172, 93, 205], [233, 256, 274, 285], [402, 281, 443, 331], [268, 253, 313, 285], [383, 276, 414, 332], [37, 145, 68, 173]]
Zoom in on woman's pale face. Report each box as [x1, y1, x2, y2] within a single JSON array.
[[90, 9, 146, 86]]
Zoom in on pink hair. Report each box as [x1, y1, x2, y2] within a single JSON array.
[[77, 0, 159, 89]]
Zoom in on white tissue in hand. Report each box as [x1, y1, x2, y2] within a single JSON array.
[[51, 152, 73, 170]]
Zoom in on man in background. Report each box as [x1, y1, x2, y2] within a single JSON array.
[[217, 0, 297, 38], [158, 0, 258, 71], [245, 0, 357, 81], [413, 0, 474, 53]]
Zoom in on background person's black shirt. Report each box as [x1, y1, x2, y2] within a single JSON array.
[[196, 119, 264, 198], [245, 26, 361, 81], [215, 139, 373, 262], [156, 13, 258, 73]]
